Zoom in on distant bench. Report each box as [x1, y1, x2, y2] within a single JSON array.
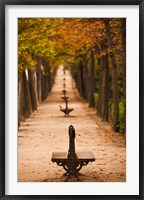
[[51, 125, 95, 181], [59, 96, 74, 116]]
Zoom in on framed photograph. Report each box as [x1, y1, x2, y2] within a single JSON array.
[[0, 0, 143, 199]]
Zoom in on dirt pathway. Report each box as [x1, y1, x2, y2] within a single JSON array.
[[18, 65, 126, 182]]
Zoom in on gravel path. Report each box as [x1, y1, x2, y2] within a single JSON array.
[[18, 65, 126, 182]]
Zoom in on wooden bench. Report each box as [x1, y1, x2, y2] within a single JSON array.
[[51, 125, 95, 181], [59, 98, 74, 116], [63, 83, 66, 90], [61, 89, 67, 96], [61, 96, 69, 101]]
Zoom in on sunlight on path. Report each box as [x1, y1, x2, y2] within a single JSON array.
[[18, 65, 126, 182]]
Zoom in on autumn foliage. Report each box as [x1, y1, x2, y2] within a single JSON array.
[[18, 18, 126, 133]]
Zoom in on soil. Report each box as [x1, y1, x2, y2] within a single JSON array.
[[18, 65, 126, 182]]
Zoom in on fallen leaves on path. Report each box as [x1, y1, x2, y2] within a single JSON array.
[[18, 65, 126, 182]]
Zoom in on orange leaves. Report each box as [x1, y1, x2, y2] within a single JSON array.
[[18, 18, 125, 73]]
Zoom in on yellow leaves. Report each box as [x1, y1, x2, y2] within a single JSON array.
[[38, 18, 43, 22], [18, 18, 123, 73], [18, 48, 36, 75]]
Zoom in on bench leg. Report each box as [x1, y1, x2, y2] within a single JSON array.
[[53, 160, 91, 181], [63, 172, 68, 176], [75, 174, 81, 181], [64, 174, 81, 182], [64, 175, 70, 182]]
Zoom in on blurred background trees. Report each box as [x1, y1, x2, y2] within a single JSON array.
[[18, 18, 126, 133]]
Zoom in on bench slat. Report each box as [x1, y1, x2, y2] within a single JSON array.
[[77, 152, 95, 161], [52, 152, 67, 160], [51, 151, 95, 162]]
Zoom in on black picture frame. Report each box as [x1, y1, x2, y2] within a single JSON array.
[[0, 0, 144, 199]]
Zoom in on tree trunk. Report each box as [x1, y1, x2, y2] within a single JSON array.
[[82, 54, 89, 100], [42, 59, 51, 99], [89, 50, 95, 107], [35, 56, 42, 104], [22, 70, 32, 119], [104, 19, 119, 132], [28, 69, 38, 111], [18, 77, 23, 126], [98, 38, 109, 121], [78, 60, 85, 98], [41, 75, 46, 101], [101, 49, 109, 121], [121, 18, 126, 132], [97, 40, 109, 121], [97, 67, 103, 116]]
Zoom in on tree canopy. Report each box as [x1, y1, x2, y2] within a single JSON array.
[[18, 18, 126, 133], [18, 18, 124, 74]]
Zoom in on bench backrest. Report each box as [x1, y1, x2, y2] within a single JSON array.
[[68, 125, 77, 160]]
